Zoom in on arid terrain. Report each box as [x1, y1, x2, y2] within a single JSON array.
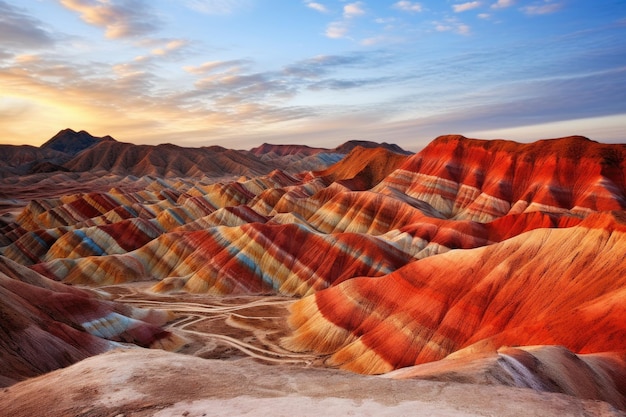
[[1, 130, 625, 416]]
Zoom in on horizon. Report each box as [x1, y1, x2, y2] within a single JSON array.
[[1, 1, 625, 151], [11, 127, 616, 154]]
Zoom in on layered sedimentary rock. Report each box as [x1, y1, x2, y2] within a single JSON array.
[[283, 211, 626, 374], [2, 134, 626, 411], [0, 256, 182, 386], [2, 140, 592, 297], [375, 135, 626, 221]]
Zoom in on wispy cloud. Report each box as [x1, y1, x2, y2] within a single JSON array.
[[0, 47, 313, 145], [284, 52, 388, 78], [308, 76, 393, 91], [184, 59, 251, 75], [326, 21, 349, 38], [453, 2, 482, 13], [522, 1, 564, 15], [59, 0, 159, 39], [491, 0, 515, 9], [305, 1, 328, 13], [322, 2, 366, 40], [151, 39, 187, 56], [343, 2, 365, 18], [182, 0, 254, 15], [0, 1, 55, 48], [361, 35, 401, 46], [392, 1, 423, 13], [434, 18, 471, 35], [131, 38, 190, 65]]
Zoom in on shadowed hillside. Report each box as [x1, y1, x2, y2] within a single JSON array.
[[40, 128, 116, 155]]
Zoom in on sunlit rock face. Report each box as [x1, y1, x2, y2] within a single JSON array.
[[375, 135, 626, 221], [283, 211, 626, 373]]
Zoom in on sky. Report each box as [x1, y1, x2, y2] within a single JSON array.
[[0, 0, 625, 151]]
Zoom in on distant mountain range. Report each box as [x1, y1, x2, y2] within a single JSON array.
[[0, 129, 411, 179]]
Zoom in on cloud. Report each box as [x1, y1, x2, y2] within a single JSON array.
[[326, 21, 349, 38], [284, 52, 386, 78], [305, 1, 328, 13], [375, 17, 396, 24], [0, 1, 55, 48], [308, 76, 392, 91], [343, 2, 365, 18], [361, 35, 397, 46], [522, 2, 564, 15], [434, 18, 471, 35], [184, 59, 251, 75], [379, 60, 626, 146], [59, 0, 159, 39], [322, 2, 365, 40], [131, 38, 189, 64], [491, 0, 514, 9], [151, 39, 188, 56], [0, 47, 314, 146], [453, 2, 482, 12], [182, 0, 254, 15], [393, 1, 423, 13]]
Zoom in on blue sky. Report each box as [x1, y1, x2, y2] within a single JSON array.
[[0, 0, 625, 150]]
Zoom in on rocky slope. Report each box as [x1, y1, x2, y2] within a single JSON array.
[[0, 256, 183, 386]]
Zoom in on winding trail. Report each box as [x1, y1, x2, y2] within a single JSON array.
[[99, 282, 324, 366]]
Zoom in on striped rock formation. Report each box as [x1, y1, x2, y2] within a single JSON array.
[[374, 135, 626, 221], [2, 142, 589, 297], [1, 135, 625, 410], [283, 211, 626, 374], [0, 256, 183, 386]]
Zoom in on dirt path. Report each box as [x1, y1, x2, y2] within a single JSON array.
[[99, 282, 325, 366]]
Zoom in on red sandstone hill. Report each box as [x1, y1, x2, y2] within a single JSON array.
[[311, 146, 410, 189], [374, 134, 626, 221], [283, 210, 626, 374]]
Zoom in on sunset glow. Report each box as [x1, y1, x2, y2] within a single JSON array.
[[1, 0, 624, 150]]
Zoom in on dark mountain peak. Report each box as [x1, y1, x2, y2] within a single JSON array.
[[333, 140, 412, 155], [40, 129, 117, 155], [250, 143, 327, 157]]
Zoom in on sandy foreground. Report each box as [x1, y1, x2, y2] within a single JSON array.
[[1, 348, 622, 417], [1, 284, 624, 417]]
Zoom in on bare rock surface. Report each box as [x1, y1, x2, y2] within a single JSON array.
[[1, 348, 622, 417]]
